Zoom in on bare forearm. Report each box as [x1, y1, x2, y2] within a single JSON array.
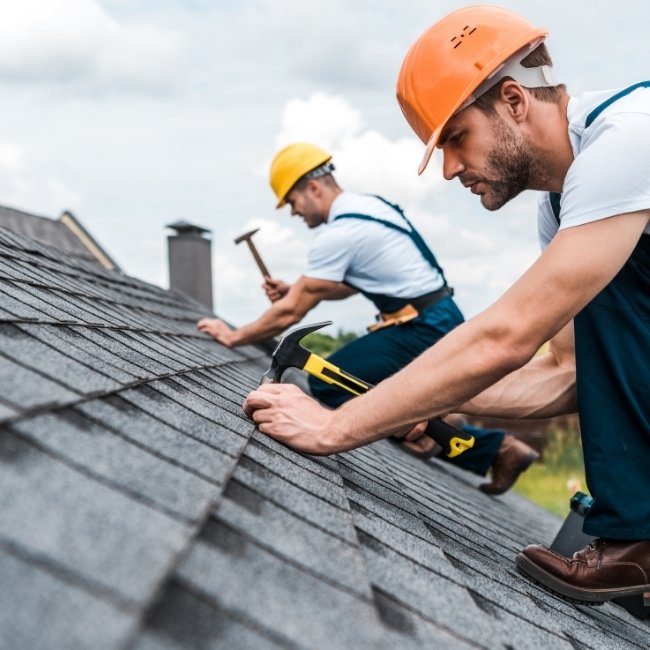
[[330, 314, 537, 450], [460, 319, 577, 419], [459, 355, 577, 419], [233, 305, 300, 345]]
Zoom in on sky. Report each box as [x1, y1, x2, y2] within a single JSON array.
[[0, 0, 647, 336]]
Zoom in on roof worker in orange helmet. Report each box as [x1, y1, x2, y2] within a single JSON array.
[[243, 6, 650, 607], [198, 142, 539, 494]]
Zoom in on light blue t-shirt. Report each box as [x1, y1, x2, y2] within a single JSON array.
[[538, 85, 650, 249], [305, 192, 445, 298]]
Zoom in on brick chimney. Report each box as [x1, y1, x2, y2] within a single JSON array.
[[167, 220, 213, 311]]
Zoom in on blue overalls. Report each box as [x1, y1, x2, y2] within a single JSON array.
[[308, 196, 505, 476], [549, 82, 650, 539]]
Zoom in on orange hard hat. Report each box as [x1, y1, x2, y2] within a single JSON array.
[[397, 5, 548, 174]]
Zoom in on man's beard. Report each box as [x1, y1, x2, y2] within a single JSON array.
[[479, 114, 540, 211]]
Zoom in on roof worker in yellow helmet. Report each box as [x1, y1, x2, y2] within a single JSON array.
[[198, 142, 539, 495], [243, 6, 650, 607]]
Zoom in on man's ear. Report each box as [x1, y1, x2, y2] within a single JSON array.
[[499, 80, 529, 124], [306, 178, 322, 197]]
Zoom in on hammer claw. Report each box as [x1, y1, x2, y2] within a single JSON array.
[[262, 321, 333, 384]]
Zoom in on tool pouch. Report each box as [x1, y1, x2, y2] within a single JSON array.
[[367, 304, 419, 332]]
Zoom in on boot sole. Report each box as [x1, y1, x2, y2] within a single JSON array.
[[516, 553, 650, 604]]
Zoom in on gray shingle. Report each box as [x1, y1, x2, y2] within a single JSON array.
[[0, 353, 79, 410], [77, 396, 236, 483], [135, 582, 290, 650], [0, 401, 18, 421], [0, 548, 135, 650], [0, 323, 120, 395], [51, 290, 130, 327], [0, 431, 191, 604], [120, 383, 251, 452], [368, 588, 478, 650], [17, 323, 140, 384], [215, 478, 370, 597], [152, 376, 250, 423], [0, 280, 50, 320], [12, 409, 217, 522], [177, 522, 389, 650], [18, 282, 103, 324], [346, 493, 459, 582], [244, 437, 349, 508], [106, 330, 187, 371], [76, 327, 174, 375], [357, 528, 499, 648], [232, 453, 358, 543], [173, 372, 251, 411], [0, 205, 104, 263]]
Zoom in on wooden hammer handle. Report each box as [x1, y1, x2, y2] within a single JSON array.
[[245, 239, 270, 278]]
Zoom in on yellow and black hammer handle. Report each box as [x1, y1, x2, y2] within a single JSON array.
[[303, 353, 475, 458]]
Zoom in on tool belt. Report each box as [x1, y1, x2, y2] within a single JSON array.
[[367, 285, 453, 332]]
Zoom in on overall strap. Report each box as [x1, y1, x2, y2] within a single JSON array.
[[585, 80, 650, 128], [548, 81, 650, 223], [333, 194, 447, 281], [549, 191, 562, 225]]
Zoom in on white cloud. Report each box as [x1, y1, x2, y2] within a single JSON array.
[[275, 92, 366, 151], [272, 92, 443, 202], [0, 0, 186, 95], [0, 142, 83, 214], [0, 143, 25, 169]]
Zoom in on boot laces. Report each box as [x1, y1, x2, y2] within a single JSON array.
[[588, 539, 608, 570]]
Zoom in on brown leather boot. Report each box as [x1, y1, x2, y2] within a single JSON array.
[[479, 434, 539, 495], [516, 539, 650, 604]]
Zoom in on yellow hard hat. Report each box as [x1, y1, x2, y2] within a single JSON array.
[[269, 143, 333, 208], [397, 6, 548, 174]]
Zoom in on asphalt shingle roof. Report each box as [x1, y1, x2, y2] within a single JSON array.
[[0, 225, 647, 649], [0, 204, 118, 268]]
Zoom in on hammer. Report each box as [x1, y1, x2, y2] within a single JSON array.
[[234, 228, 271, 278], [261, 321, 475, 458]]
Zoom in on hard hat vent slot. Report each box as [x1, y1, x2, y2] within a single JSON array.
[[450, 25, 477, 49]]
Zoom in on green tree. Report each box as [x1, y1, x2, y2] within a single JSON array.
[[301, 329, 359, 357]]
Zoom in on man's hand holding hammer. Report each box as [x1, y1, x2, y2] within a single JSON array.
[[263, 277, 291, 303]]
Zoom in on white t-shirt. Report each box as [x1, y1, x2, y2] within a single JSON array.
[[538, 85, 650, 249], [304, 192, 445, 297]]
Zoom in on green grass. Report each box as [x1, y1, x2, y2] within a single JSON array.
[[513, 463, 587, 517], [300, 329, 359, 357], [512, 425, 587, 518]]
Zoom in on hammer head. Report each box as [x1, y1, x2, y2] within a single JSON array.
[[234, 228, 260, 245], [261, 321, 332, 384]]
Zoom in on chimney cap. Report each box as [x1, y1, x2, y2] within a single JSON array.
[[166, 220, 211, 236]]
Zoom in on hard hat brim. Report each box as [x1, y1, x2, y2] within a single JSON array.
[[418, 126, 442, 175]]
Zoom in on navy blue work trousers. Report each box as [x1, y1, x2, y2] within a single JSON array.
[[577, 236, 650, 539]]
